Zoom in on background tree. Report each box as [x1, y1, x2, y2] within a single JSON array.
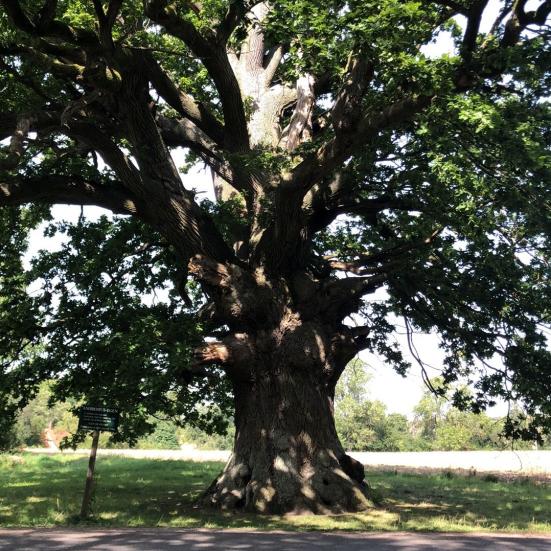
[[433, 408, 504, 450], [1, 0, 551, 514], [411, 379, 449, 442], [14, 381, 77, 447], [335, 359, 412, 451], [412, 379, 507, 450]]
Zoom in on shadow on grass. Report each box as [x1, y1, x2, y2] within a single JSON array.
[[0, 454, 550, 532], [367, 470, 551, 532]]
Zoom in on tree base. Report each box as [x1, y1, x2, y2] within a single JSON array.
[[200, 449, 374, 515]]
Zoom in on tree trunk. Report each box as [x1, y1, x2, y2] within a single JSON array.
[[201, 355, 372, 514], [190, 256, 372, 514]]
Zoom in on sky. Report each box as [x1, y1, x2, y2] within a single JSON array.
[[21, 0, 518, 419]]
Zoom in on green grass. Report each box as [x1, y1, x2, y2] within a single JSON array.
[[0, 453, 550, 532]]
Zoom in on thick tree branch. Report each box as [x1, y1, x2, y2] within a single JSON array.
[[0, 113, 33, 170], [502, 0, 551, 46], [67, 121, 144, 195], [0, 110, 61, 142], [144, 0, 250, 154], [1, 0, 38, 33], [319, 274, 388, 322], [92, 0, 122, 48], [325, 228, 442, 278], [281, 74, 315, 151], [326, 260, 394, 275], [461, 1, 488, 60], [141, 51, 225, 146], [253, 95, 433, 271], [36, 0, 57, 30], [0, 42, 86, 82], [118, 71, 235, 262], [331, 56, 374, 137], [0, 174, 146, 215], [193, 341, 232, 365], [264, 45, 284, 87], [106, 0, 123, 30], [1, 96, 236, 265], [192, 334, 253, 380], [0, 58, 54, 103], [309, 193, 423, 234], [287, 95, 434, 193], [217, 0, 265, 43], [1, 0, 99, 47], [157, 116, 239, 189]]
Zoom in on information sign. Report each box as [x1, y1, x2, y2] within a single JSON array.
[[78, 406, 119, 433]]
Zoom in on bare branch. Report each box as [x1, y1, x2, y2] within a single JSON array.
[[281, 74, 315, 151], [264, 44, 284, 86]]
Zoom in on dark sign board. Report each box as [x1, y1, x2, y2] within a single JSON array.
[[78, 405, 119, 433]]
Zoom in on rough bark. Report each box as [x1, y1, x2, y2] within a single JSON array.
[[200, 324, 373, 514]]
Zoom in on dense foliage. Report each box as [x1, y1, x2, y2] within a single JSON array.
[[1, 212, 232, 448]]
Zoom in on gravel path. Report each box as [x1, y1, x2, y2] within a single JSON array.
[[1, 529, 550, 551]]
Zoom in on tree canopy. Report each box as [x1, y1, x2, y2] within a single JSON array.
[[1, 0, 550, 513]]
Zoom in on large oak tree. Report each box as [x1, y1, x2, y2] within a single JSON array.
[[1, 0, 551, 514]]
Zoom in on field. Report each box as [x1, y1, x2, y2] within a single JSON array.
[[0, 453, 550, 532]]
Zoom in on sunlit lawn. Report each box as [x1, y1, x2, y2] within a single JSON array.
[[0, 453, 550, 532]]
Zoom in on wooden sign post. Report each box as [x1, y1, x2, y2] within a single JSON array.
[[80, 429, 99, 519], [77, 405, 120, 519]]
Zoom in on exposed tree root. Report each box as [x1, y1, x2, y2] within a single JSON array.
[[201, 448, 373, 514]]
